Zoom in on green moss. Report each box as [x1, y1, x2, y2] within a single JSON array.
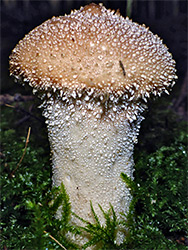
[[73, 202, 123, 249], [1, 104, 51, 249], [124, 131, 188, 249]]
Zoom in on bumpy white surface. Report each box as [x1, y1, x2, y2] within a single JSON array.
[[42, 95, 143, 245]]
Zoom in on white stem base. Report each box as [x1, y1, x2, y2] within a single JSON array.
[[43, 97, 141, 246]]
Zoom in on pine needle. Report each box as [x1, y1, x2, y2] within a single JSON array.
[[43, 231, 67, 250], [11, 127, 31, 177]]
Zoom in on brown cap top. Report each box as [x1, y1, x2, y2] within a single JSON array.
[[9, 3, 177, 100]]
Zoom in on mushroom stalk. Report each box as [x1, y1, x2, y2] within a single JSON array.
[[42, 94, 143, 223]]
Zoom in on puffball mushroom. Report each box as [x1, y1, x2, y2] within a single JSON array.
[[9, 2, 177, 245]]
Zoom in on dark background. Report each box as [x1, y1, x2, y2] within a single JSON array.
[[1, 0, 187, 119]]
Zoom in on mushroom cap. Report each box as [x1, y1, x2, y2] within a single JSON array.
[[9, 3, 177, 100]]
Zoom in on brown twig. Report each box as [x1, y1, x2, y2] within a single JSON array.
[[5, 101, 43, 124], [43, 231, 67, 250], [10, 127, 31, 177], [5, 103, 15, 108], [0, 94, 34, 105]]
